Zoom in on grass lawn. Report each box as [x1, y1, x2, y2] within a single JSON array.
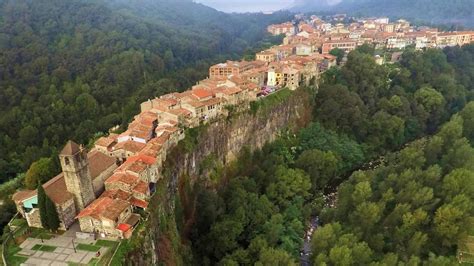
[[95, 239, 118, 247], [5, 237, 28, 266], [88, 257, 100, 265], [10, 218, 27, 227], [96, 240, 120, 265], [29, 228, 54, 240], [76, 243, 101, 252], [7, 255, 28, 266], [31, 244, 57, 252]]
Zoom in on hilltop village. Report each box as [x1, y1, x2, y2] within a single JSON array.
[[268, 15, 474, 54], [12, 15, 474, 240]]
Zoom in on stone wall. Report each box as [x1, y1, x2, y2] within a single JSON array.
[[25, 209, 42, 228], [58, 198, 77, 230], [93, 163, 117, 197]]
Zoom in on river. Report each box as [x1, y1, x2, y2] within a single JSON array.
[[300, 156, 386, 265]]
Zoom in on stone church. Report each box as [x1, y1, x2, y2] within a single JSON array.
[[12, 141, 117, 230]]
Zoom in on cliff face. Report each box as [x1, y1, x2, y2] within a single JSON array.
[[168, 88, 314, 180], [125, 88, 315, 265]]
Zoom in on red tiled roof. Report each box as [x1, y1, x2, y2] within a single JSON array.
[[60, 140, 80, 156], [127, 154, 156, 165], [77, 197, 112, 219], [132, 181, 149, 195], [183, 100, 206, 108], [88, 150, 116, 180], [95, 134, 117, 148], [130, 197, 149, 209], [100, 189, 131, 201], [168, 108, 192, 117], [121, 161, 147, 174], [105, 172, 139, 186], [12, 190, 36, 203], [76, 197, 129, 221], [192, 88, 213, 99], [43, 173, 73, 205], [201, 97, 223, 107], [114, 141, 146, 153], [117, 223, 131, 232]]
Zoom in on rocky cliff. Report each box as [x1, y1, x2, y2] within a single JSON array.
[[122, 87, 315, 265]]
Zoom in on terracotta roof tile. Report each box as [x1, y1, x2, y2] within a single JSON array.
[[192, 88, 214, 99], [43, 173, 73, 205], [60, 140, 80, 155], [105, 172, 139, 186], [117, 223, 131, 232], [12, 190, 36, 203], [100, 189, 131, 201], [88, 150, 116, 180], [130, 197, 148, 209], [132, 181, 149, 195], [127, 154, 156, 165], [114, 141, 146, 154], [95, 134, 117, 148], [102, 199, 130, 221], [76, 197, 129, 221]]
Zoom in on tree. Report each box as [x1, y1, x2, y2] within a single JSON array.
[[367, 111, 405, 151], [37, 183, 49, 229], [266, 167, 311, 208], [296, 149, 339, 191], [24, 158, 57, 189], [45, 194, 60, 231], [37, 183, 60, 231], [414, 86, 446, 130], [255, 247, 296, 266], [298, 123, 365, 171], [329, 48, 345, 64], [459, 101, 474, 142], [329, 245, 353, 265], [315, 85, 368, 140]]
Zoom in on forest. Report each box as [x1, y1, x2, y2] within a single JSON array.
[[0, 0, 290, 182], [187, 44, 474, 264], [0, 0, 291, 231]]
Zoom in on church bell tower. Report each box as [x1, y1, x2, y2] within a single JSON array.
[[59, 140, 96, 211]]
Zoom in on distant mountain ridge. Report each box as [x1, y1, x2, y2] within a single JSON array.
[[291, 0, 474, 27]]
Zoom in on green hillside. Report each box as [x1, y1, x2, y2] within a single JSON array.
[[0, 0, 290, 181]]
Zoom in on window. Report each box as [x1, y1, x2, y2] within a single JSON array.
[[65, 157, 70, 165]]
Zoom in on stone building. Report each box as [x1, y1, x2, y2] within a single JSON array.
[[12, 141, 116, 230], [76, 197, 139, 238]]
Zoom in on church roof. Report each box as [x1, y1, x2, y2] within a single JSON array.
[[61, 140, 80, 155], [88, 150, 116, 180], [13, 173, 73, 206], [43, 173, 73, 205]]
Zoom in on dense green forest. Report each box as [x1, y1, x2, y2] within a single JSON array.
[[292, 0, 474, 27], [187, 44, 474, 264], [0, 0, 290, 182], [312, 106, 474, 264]]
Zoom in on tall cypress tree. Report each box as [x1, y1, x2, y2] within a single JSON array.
[[45, 196, 60, 231], [37, 183, 60, 231], [37, 183, 49, 229]]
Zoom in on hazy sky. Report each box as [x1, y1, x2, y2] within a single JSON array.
[[197, 0, 295, 13]]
